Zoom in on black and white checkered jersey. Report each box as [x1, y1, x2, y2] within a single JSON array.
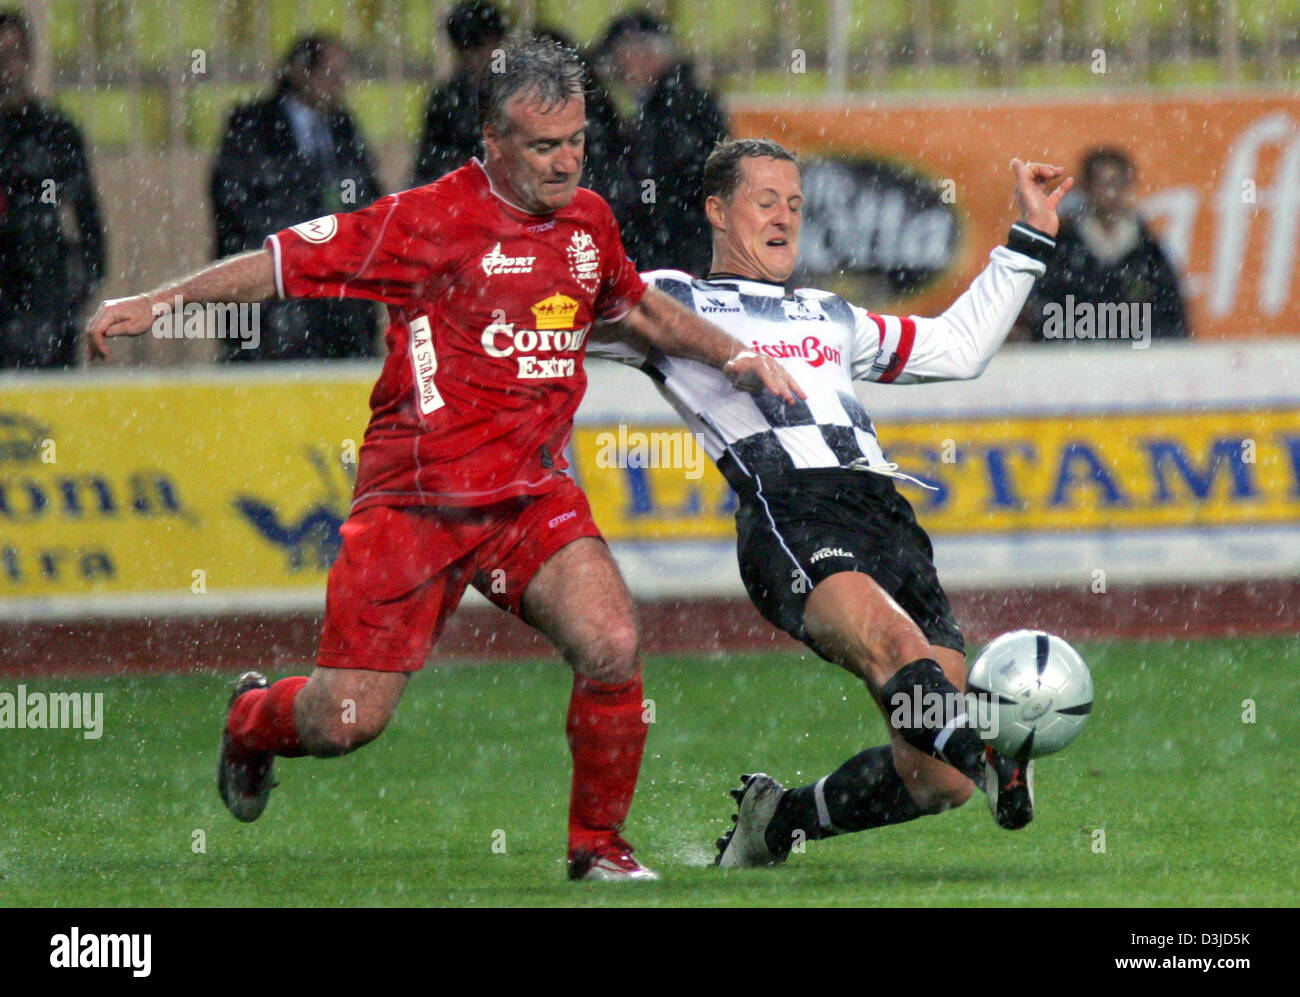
[[587, 244, 1047, 486]]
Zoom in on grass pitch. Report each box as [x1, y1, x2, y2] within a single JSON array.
[[3, 636, 1296, 907]]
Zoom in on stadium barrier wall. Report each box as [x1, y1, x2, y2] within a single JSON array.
[[1, 340, 1297, 625], [4, 340, 1299, 672], [580, 339, 1300, 600]]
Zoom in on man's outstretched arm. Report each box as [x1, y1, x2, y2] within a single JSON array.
[[599, 286, 807, 404], [87, 248, 277, 361], [853, 158, 1073, 384]]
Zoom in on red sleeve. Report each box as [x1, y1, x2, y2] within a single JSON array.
[[593, 210, 647, 323], [265, 190, 454, 307]]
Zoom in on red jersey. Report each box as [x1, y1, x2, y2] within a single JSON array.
[[267, 160, 647, 511]]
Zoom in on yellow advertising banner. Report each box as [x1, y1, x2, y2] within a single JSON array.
[[571, 409, 1300, 539], [3, 372, 1297, 606], [572, 425, 737, 542], [0, 374, 371, 600]]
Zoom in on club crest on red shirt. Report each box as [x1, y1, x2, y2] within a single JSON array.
[[567, 230, 600, 292]]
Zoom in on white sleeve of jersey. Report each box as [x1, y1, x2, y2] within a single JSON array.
[[850, 245, 1046, 384]]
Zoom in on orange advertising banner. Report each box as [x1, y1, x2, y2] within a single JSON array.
[[731, 92, 1300, 340]]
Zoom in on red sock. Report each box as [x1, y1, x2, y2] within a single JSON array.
[[227, 676, 309, 758], [566, 672, 648, 856]]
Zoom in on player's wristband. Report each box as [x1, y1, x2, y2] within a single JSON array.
[[1006, 222, 1057, 264]]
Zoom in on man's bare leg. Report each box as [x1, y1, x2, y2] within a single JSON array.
[[720, 572, 989, 863], [802, 572, 985, 778], [293, 667, 410, 756], [219, 665, 410, 821], [522, 537, 640, 685], [521, 537, 654, 879], [802, 572, 975, 811], [752, 574, 969, 847], [723, 572, 1033, 863]]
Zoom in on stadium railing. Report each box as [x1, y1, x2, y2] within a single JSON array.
[[25, 0, 1300, 152]]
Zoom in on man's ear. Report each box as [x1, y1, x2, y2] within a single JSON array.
[[704, 195, 726, 233], [482, 122, 500, 160]]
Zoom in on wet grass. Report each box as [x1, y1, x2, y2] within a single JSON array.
[[2, 635, 1296, 907]]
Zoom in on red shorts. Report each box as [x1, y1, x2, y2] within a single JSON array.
[[317, 478, 603, 672]]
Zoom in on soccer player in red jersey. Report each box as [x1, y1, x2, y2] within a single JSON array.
[[87, 39, 801, 882]]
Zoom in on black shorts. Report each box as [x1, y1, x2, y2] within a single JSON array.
[[731, 465, 965, 660]]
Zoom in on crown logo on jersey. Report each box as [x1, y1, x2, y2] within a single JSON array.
[[531, 293, 580, 330]]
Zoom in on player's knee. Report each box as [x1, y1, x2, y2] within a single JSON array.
[[299, 696, 395, 757], [571, 620, 640, 685], [843, 618, 931, 684], [312, 713, 390, 756], [907, 770, 974, 813], [878, 623, 934, 674]]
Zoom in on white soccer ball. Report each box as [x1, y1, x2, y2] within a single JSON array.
[[966, 630, 1094, 760]]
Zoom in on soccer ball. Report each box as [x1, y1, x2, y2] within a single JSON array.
[[966, 630, 1094, 760]]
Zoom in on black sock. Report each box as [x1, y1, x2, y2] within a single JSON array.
[[879, 658, 986, 782], [764, 746, 929, 854]]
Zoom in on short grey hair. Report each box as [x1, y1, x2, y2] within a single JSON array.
[[478, 37, 586, 134], [702, 138, 800, 203]]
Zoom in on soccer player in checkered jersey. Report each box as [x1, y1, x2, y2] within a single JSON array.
[[589, 138, 1072, 866], [86, 41, 801, 882]]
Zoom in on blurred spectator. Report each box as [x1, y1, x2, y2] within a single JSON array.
[[596, 11, 729, 275], [532, 26, 641, 237], [1022, 146, 1188, 343], [411, 0, 509, 186], [0, 8, 105, 369], [211, 34, 381, 361]]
